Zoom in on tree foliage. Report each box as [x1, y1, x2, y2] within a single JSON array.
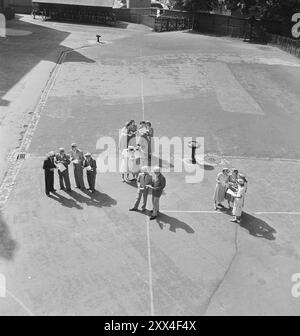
[[171, 0, 299, 20]]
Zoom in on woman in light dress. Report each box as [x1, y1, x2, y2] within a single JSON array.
[[127, 146, 140, 180], [135, 144, 147, 169], [119, 121, 131, 153], [120, 146, 130, 182], [231, 178, 247, 223], [226, 168, 239, 209], [214, 168, 230, 210]]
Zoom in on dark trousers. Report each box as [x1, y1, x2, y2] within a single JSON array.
[[73, 163, 85, 188], [58, 169, 71, 190], [44, 171, 54, 195], [87, 172, 96, 190]]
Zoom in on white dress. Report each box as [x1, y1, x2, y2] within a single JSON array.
[[128, 150, 139, 174], [214, 173, 228, 203], [120, 149, 129, 174], [119, 127, 128, 153], [233, 186, 246, 217]]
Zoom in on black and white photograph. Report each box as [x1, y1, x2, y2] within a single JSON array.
[[0, 0, 300, 318]]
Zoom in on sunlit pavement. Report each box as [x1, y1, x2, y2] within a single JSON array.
[[0, 15, 300, 315]]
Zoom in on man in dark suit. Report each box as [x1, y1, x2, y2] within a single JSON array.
[[83, 153, 97, 192], [43, 151, 57, 196], [70, 143, 85, 189], [55, 148, 72, 191], [148, 166, 166, 220]]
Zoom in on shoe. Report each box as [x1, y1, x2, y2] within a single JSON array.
[[129, 208, 138, 211], [66, 189, 72, 192], [46, 194, 50, 197], [141, 208, 146, 212], [75, 186, 80, 188], [230, 218, 237, 223], [50, 189, 57, 192], [150, 216, 157, 220], [60, 187, 64, 190]]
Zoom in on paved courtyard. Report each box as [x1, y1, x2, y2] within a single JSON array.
[[0, 15, 300, 315]]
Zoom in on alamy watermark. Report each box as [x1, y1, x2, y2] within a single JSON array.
[[96, 134, 205, 184], [0, 13, 6, 38], [0, 273, 6, 298], [291, 13, 300, 39], [291, 273, 300, 298]]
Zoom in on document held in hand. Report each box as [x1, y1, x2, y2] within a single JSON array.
[[57, 163, 66, 172]]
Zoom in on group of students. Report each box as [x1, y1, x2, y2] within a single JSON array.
[[42, 143, 97, 196], [119, 120, 154, 182], [214, 168, 248, 223]]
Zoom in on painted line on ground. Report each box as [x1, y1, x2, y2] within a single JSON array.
[[6, 289, 35, 316], [146, 217, 155, 316], [161, 210, 300, 215], [140, 48, 145, 120]]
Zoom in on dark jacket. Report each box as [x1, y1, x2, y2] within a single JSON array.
[[43, 157, 56, 173], [55, 153, 71, 170], [83, 158, 97, 174], [152, 173, 166, 197]]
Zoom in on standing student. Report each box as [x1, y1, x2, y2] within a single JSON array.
[[70, 143, 85, 189], [148, 166, 166, 220], [214, 168, 230, 210], [231, 179, 246, 223], [145, 121, 154, 160], [43, 151, 57, 196], [83, 153, 97, 192], [56, 148, 72, 191], [226, 168, 239, 209], [129, 166, 152, 212]]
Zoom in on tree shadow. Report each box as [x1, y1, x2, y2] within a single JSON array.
[[156, 212, 195, 234], [0, 211, 18, 260], [240, 212, 277, 241]]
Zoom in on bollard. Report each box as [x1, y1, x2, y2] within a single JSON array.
[[188, 140, 200, 164], [96, 34, 101, 43]]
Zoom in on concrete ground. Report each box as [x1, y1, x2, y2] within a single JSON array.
[[0, 15, 300, 316]]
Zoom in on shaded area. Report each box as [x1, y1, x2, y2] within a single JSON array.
[[0, 211, 17, 260], [0, 15, 95, 107], [240, 212, 277, 240], [49, 189, 117, 208], [156, 212, 195, 233]]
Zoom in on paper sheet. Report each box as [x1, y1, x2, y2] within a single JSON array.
[[57, 163, 66, 172]]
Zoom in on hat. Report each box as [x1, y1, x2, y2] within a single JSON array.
[[71, 143, 77, 147], [128, 146, 134, 151], [153, 166, 160, 173], [59, 147, 65, 152], [48, 151, 55, 157], [85, 152, 91, 157], [141, 166, 148, 173]]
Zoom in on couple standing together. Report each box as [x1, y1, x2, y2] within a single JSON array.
[[129, 166, 166, 220]]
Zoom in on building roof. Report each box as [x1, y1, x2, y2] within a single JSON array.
[[34, 0, 115, 7]]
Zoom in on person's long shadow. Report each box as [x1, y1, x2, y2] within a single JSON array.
[[240, 212, 277, 240], [72, 189, 117, 208], [156, 212, 195, 234], [0, 211, 18, 260], [218, 207, 277, 240], [49, 192, 83, 209]]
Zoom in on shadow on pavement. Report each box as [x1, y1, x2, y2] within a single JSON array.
[[156, 212, 195, 234], [0, 212, 17, 260], [49, 192, 83, 209], [240, 212, 277, 240], [219, 207, 277, 240]]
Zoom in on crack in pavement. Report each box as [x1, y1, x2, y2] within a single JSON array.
[[202, 222, 239, 315]]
